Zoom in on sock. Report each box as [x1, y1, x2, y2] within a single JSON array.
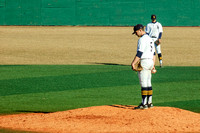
[[158, 53, 162, 64], [141, 87, 148, 105], [160, 60, 162, 65], [158, 53, 162, 60], [148, 96, 152, 104], [147, 87, 153, 104], [142, 95, 147, 105]]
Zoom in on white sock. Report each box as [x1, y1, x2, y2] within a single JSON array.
[[148, 96, 152, 104], [160, 60, 162, 65]]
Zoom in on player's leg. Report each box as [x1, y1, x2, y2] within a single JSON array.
[[135, 60, 154, 109], [144, 60, 154, 108], [147, 73, 153, 108], [135, 69, 149, 109], [155, 44, 163, 67]]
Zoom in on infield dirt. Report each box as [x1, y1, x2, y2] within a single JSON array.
[[0, 26, 200, 66]]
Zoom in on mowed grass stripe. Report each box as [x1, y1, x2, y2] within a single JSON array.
[[0, 85, 139, 114], [0, 65, 200, 114], [0, 66, 135, 96], [0, 65, 127, 80]]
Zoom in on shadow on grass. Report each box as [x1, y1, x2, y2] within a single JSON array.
[[91, 62, 128, 66], [109, 104, 135, 110], [0, 128, 37, 133], [14, 110, 52, 114]]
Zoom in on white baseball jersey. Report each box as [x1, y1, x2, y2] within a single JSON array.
[[137, 34, 155, 59], [145, 22, 163, 39]]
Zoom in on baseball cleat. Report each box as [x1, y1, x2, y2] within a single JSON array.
[[148, 103, 153, 108], [134, 103, 148, 109]]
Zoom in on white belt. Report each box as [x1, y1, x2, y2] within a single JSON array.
[[141, 58, 153, 60]]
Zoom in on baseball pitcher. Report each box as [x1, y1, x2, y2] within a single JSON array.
[[131, 24, 156, 109]]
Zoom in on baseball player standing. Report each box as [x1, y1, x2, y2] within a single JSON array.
[[145, 15, 163, 67], [131, 24, 156, 109]]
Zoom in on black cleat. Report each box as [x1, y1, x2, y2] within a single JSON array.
[[134, 103, 148, 109], [148, 103, 153, 108]]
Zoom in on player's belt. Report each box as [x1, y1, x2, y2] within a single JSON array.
[[141, 58, 153, 60], [151, 36, 157, 38]]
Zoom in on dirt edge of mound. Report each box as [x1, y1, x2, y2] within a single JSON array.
[[0, 105, 200, 133]]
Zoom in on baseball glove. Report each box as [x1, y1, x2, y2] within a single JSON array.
[[133, 60, 143, 71], [155, 39, 161, 45]]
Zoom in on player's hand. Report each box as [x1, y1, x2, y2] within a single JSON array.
[[151, 66, 157, 74], [158, 39, 161, 44], [131, 63, 135, 70]]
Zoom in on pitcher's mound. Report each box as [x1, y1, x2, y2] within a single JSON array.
[[0, 105, 200, 133]]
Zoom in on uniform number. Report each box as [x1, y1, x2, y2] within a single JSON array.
[[150, 42, 153, 52]]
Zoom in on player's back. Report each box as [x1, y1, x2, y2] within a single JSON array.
[[138, 34, 155, 59]]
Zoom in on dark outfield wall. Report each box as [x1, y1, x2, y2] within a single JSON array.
[[0, 0, 199, 26]]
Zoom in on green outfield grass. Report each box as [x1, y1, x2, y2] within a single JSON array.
[[0, 65, 200, 115]]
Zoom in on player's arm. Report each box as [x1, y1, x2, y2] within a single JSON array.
[[153, 52, 156, 68], [158, 32, 162, 43], [131, 51, 143, 70], [151, 53, 157, 73], [132, 39, 144, 70], [158, 23, 163, 42], [158, 32, 162, 39], [145, 25, 149, 35]]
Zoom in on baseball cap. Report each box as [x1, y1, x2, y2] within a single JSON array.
[[132, 24, 144, 34], [151, 15, 156, 20]]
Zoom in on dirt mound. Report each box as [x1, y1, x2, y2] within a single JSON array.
[[0, 105, 200, 133]]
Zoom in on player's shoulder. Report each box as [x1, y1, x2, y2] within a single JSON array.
[[156, 21, 162, 26], [139, 35, 152, 45], [140, 34, 150, 41], [146, 22, 152, 26], [144, 34, 153, 41], [143, 34, 151, 38]]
